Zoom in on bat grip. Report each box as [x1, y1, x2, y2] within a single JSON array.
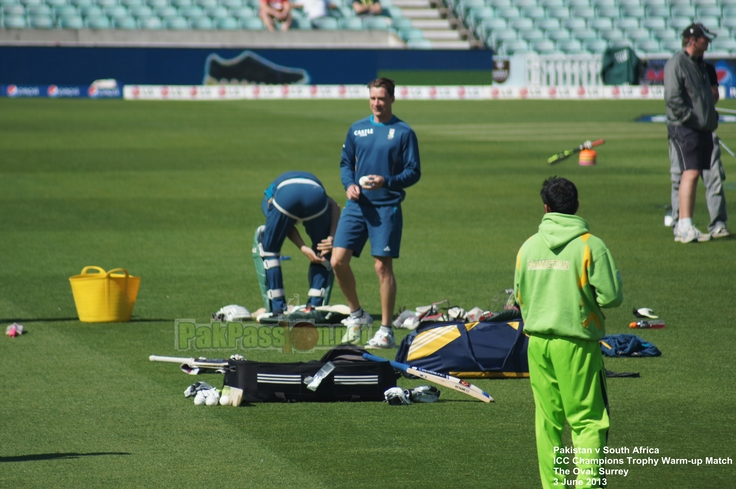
[[590, 139, 605, 148], [362, 353, 406, 372], [362, 353, 388, 363], [150, 355, 190, 363]]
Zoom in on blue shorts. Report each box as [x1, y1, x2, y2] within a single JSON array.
[[333, 200, 402, 258], [261, 176, 330, 254]]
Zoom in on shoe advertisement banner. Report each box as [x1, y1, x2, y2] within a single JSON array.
[[0, 46, 493, 87]]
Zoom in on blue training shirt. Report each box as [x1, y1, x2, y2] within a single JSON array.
[[340, 115, 421, 206]]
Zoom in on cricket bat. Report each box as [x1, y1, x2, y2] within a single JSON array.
[[362, 353, 494, 403], [547, 139, 605, 165], [149, 355, 230, 375]]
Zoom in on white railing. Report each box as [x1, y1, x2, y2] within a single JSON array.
[[526, 54, 603, 87]]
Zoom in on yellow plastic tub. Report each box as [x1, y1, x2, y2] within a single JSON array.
[[69, 266, 140, 323]]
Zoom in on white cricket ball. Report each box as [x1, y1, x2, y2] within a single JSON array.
[[220, 395, 231, 406], [359, 176, 370, 187]]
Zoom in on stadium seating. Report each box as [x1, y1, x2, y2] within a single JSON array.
[[3, 0, 736, 54], [407, 38, 432, 48], [211, 16, 234, 27], [599, 28, 625, 42], [573, 28, 598, 42], [362, 16, 390, 30], [531, 39, 557, 53], [509, 17, 533, 30], [86, 14, 111, 27], [29, 14, 54, 27], [239, 16, 263, 28], [138, 15, 164, 27], [521, 28, 545, 42], [163, 15, 188, 28], [303, 16, 330, 29], [653, 28, 677, 41], [588, 18, 612, 30], [113, 15, 137, 27], [338, 17, 363, 30], [595, 6, 620, 19], [535, 18, 561, 31], [668, 17, 692, 30], [399, 27, 423, 41], [190, 15, 213, 28], [454, 0, 736, 54], [583, 38, 607, 53], [502, 39, 531, 54], [546, 28, 572, 42], [635, 38, 662, 53], [641, 17, 666, 30], [59, 15, 85, 27], [522, 6, 546, 20], [390, 17, 412, 30], [557, 38, 584, 53]]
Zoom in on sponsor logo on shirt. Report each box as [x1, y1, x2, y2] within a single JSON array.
[[354, 128, 373, 137], [527, 260, 570, 270], [388, 128, 395, 140]]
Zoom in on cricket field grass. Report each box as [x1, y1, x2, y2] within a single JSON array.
[[1, 97, 734, 488]]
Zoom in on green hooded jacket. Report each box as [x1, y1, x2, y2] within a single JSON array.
[[514, 213, 623, 341]]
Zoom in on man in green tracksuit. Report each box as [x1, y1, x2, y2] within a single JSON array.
[[514, 177, 623, 489]]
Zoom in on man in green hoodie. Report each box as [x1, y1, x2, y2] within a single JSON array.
[[514, 177, 623, 489]]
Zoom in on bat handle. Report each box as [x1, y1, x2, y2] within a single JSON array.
[[362, 353, 389, 363], [590, 139, 605, 148], [362, 353, 405, 372], [149, 355, 189, 363]]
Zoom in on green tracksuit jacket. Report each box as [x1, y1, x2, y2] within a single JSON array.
[[514, 213, 623, 341]]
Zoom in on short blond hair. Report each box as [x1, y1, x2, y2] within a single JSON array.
[[368, 78, 395, 97]]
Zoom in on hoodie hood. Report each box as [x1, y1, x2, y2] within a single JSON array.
[[538, 213, 589, 249]]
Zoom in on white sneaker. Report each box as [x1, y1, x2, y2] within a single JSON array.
[[675, 225, 711, 243], [366, 329, 396, 349], [711, 225, 731, 239], [341, 311, 373, 344]]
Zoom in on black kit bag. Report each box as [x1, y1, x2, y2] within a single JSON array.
[[223, 345, 398, 403]]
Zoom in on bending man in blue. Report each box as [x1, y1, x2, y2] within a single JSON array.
[[255, 171, 340, 315], [331, 78, 421, 348]]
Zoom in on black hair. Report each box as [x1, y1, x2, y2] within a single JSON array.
[[541, 176, 579, 215]]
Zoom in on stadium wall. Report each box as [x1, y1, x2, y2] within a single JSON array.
[[0, 42, 494, 86]]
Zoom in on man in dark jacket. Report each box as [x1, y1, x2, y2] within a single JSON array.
[[664, 23, 719, 243], [668, 61, 730, 239]]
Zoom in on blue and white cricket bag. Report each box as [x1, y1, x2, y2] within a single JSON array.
[[395, 317, 530, 379]]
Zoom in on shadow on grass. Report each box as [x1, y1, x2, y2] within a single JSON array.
[[0, 318, 172, 323], [0, 452, 131, 463], [0, 318, 79, 323]]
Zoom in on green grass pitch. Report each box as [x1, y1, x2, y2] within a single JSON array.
[[1, 97, 735, 488]]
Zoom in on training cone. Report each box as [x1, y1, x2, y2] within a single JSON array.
[[579, 149, 597, 166]]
